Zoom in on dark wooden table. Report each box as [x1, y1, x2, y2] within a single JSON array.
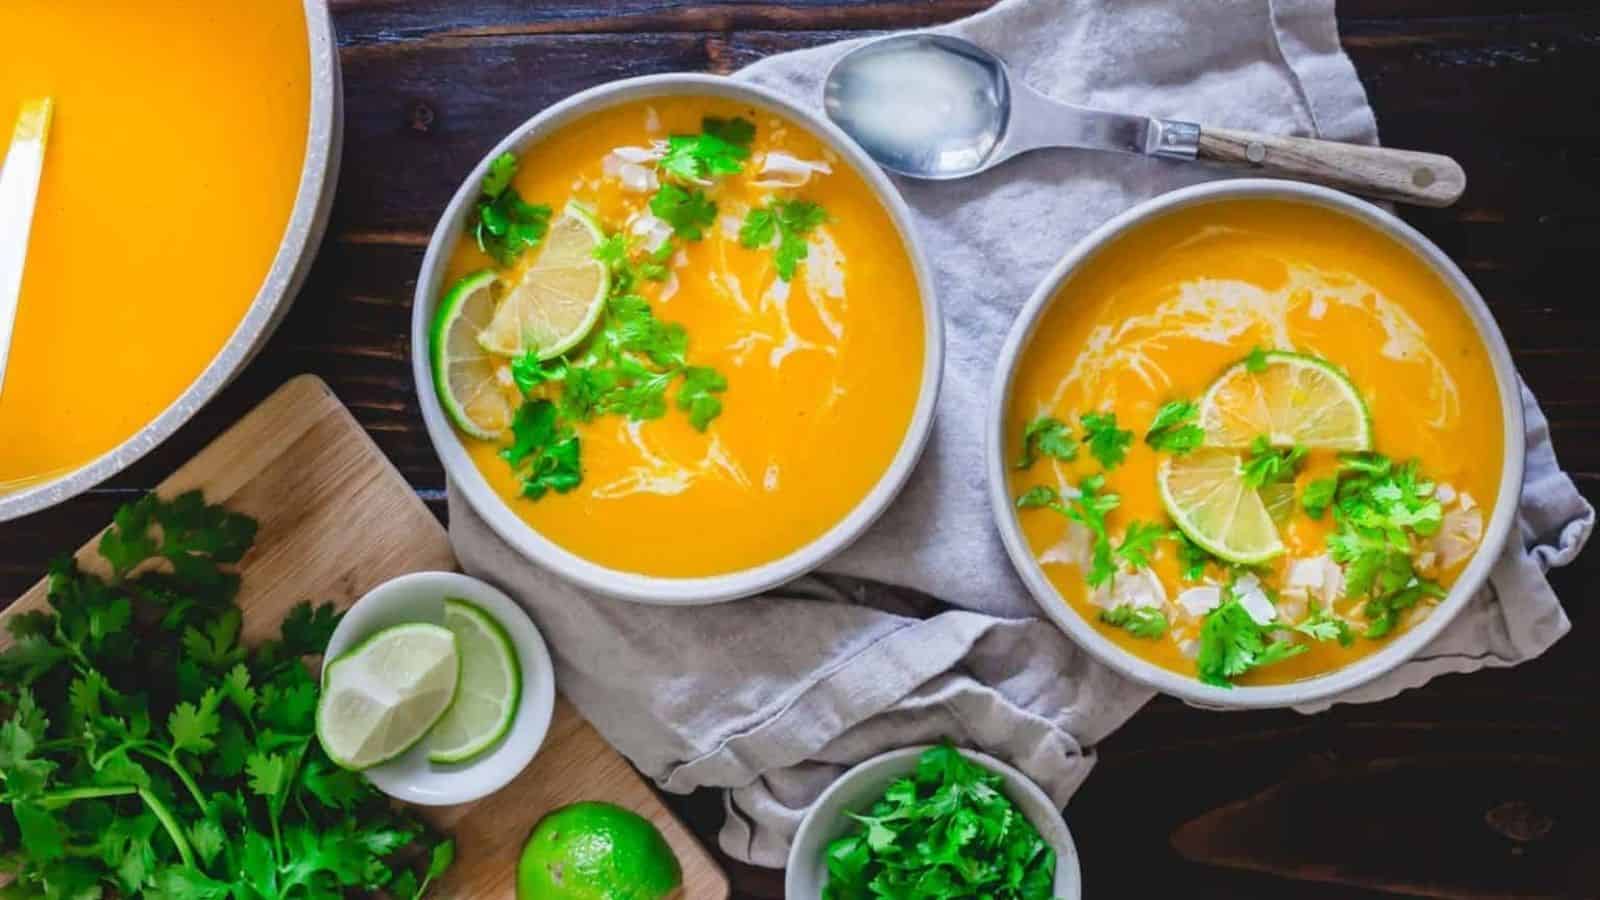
[[5, 1, 1597, 896]]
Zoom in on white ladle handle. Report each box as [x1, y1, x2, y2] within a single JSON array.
[[1191, 125, 1465, 208]]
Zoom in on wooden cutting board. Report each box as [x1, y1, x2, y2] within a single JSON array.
[[0, 375, 730, 899]]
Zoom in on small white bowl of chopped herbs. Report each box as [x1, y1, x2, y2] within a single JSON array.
[[786, 744, 1080, 899], [316, 571, 556, 806]]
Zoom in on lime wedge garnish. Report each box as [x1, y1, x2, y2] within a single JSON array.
[[1198, 350, 1373, 451], [478, 202, 609, 360], [432, 269, 516, 440], [426, 598, 522, 765], [316, 623, 460, 771], [1159, 448, 1286, 566]]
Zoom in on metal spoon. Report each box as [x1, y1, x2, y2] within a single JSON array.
[[824, 34, 1464, 207]]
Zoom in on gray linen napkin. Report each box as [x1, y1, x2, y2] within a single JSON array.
[[448, 0, 1593, 866]]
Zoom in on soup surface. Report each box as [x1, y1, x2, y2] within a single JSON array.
[[0, 1, 310, 493], [437, 97, 925, 577], [1006, 198, 1502, 686]]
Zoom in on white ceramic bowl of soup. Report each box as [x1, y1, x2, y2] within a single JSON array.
[[785, 746, 1081, 899], [986, 179, 1524, 709], [412, 75, 943, 605]]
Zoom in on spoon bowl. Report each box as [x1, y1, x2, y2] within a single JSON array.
[[824, 34, 1011, 180]]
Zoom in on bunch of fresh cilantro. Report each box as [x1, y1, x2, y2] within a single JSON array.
[[823, 744, 1056, 899], [0, 492, 453, 898]]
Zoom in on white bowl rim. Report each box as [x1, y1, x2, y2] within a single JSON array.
[[0, 0, 343, 522], [783, 744, 1082, 899], [411, 73, 945, 606], [321, 570, 558, 806], [985, 178, 1526, 710]]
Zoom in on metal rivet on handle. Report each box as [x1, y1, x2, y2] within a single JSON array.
[[1413, 168, 1436, 188], [1246, 142, 1267, 164]]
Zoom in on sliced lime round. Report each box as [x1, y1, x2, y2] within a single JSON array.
[[478, 202, 610, 360], [1198, 350, 1373, 451], [1159, 448, 1286, 566], [426, 598, 522, 765], [316, 623, 459, 771], [432, 269, 516, 440]]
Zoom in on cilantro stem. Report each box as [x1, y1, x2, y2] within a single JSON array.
[[129, 745, 208, 811], [139, 785, 198, 870], [39, 784, 197, 870]]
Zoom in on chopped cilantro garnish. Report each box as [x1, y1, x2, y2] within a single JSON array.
[[468, 152, 551, 267], [821, 743, 1056, 898], [677, 366, 727, 432], [1300, 477, 1338, 519], [1241, 435, 1307, 489], [650, 183, 717, 240], [1171, 529, 1217, 581], [501, 400, 582, 499], [740, 199, 828, 281], [1294, 607, 1354, 646], [1015, 415, 1078, 469], [1099, 605, 1169, 639], [657, 116, 755, 183], [1196, 597, 1307, 687], [1244, 345, 1271, 373], [1081, 411, 1133, 469], [1012, 475, 1122, 588], [1144, 400, 1205, 455], [1114, 520, 1167, 570], [1318, 452, 1447, 637]]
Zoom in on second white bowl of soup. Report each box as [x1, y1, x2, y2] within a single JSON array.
[[413, 76, 942, 604], [988, 180, 1523, 708]]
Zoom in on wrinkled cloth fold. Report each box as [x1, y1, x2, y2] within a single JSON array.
[[448, 0, 1592, 866]]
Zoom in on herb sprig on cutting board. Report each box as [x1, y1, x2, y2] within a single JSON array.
[[0, 492, 454, 898]]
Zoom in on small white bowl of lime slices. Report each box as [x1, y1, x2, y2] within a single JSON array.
[[317, 571, 556, 805]]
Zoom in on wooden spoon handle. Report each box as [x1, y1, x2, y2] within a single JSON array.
[[1194, 126, 1465, 207]]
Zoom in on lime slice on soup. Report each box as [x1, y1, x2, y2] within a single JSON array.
[[1159, 448, 1285, 566], [432, 269, 516, 440], [1198, 350, 1373, 450], [478, 202, 610, 360], [316, 623, 460, 771], [427, 598, 522, 764]]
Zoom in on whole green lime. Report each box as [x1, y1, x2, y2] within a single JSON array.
[[516, 802, 683, 900]]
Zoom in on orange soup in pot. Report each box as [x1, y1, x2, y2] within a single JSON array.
[[0, 1, 310, 493], [1005, 197, 1502, 687]]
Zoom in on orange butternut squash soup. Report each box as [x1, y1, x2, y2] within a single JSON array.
[[0, 1, 310, 494], [1006, 198, 1501, 687], [432, 98, 924, 577]]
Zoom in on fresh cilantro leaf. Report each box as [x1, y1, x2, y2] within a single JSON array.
[[501, 400, 583, 500], [1042, 474, 1122, 588], [1244, 346, 1270, 373], [1196, 599, 1307, 687], [1294, 608, 1354, 646], [1171, 530, 1216, 581], [1099, 605, 1168, 638], [677, 366, 727, 431], [1301, 477, 1338, 519], [13, 803, 65, 863], [1081, 411, 1133, 469], [168, 688, 222, 755], [1015, 416, 1078, 469], [188, 819, 226, 867], [245, 752, 288, 801], [1014, 484, 1064, 511], [1114, 520, 1167, 570], [469, 153, 551, 266], [301, 757, 363, 812], [1241, 435, 1307, 489], [221, 663, 256, 717], [741, 199, 828, 281], [1144, 399, 1205, 455], [650, 183, 716, 240], [657, 117, 753, 182], [277, 602, 341, 658]]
